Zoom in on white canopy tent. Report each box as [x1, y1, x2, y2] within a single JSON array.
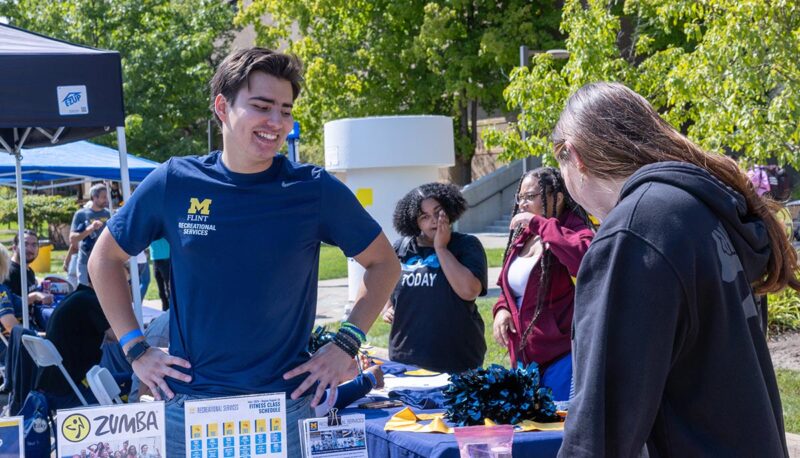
[[0, 23, 144, 326]]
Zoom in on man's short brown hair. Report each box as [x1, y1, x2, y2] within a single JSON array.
[[12, 229, 37, 247], [209, 47, 303, 125]]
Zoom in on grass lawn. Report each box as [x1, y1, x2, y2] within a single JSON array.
[[319, 246, 507, 281], [319, 245, 349, 280], [778, 369, 800, 434]]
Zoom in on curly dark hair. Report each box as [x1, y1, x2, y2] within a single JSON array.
[[393, 183, 468, 237]]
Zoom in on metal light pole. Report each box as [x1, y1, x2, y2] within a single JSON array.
[[518, 46, 570, 173]]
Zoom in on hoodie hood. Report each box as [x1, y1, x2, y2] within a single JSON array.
[[619, 161, 770, 283]]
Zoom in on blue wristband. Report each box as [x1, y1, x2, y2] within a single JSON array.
[[364, 370, 378, 388], [119, 329, 143, 348]]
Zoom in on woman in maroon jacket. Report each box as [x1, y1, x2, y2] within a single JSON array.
[[492, 166, 593, 400]]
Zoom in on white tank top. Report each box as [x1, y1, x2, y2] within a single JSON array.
[[507, 254, 540, 308]]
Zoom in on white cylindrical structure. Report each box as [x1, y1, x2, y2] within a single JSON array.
[[324, 115, 455, 303]]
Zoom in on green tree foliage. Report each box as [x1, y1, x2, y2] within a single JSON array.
[[0, 194, 78, 237], [238, 0, 562, 184], [0, 0, 236, 161], [484, 0, 800, 167]]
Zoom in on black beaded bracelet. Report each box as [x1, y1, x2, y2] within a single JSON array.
[[339, 328, 364, 347], [337, 331, 359, 352], [333, 332, 359, 358], [333, 338, 358, 358], [337, 328, 362, 349]]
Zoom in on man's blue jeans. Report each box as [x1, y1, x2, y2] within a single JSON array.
[[165, 392, 314, 458]]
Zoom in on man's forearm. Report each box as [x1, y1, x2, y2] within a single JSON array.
[[69, 228, 93, 245], [88, 235, 142, 350]]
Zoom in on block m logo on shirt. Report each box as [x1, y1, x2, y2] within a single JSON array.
[[187, 198, 212, 215]]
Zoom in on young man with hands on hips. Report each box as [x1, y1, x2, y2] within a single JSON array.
[[89, 48, 400, 457]]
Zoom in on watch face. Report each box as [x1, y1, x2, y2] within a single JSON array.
[[126, 341, 150, 363]]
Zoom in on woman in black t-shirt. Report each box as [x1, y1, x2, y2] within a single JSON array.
[[382, 183, 488, 373]]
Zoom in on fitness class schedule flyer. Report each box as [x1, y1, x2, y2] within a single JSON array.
[[184, 393, 287, 458]]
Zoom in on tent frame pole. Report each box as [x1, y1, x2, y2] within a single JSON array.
[[14, 128, 32, 329], [116, 127, 143, 326]]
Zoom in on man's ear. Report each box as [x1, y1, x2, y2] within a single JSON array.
[[213, 94, 229, 124]]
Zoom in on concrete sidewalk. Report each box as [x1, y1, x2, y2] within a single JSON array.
[[789, 433, 800, 457]]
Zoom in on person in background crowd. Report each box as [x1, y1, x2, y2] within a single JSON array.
[[70, 183, 111, 286], [150, 238, 170, 311], [63, 240, 80, 288], [136, 249, 150, 300], [553, 82, 795, 457], [110, 181, 123, 208], [493, 166, 593, 401], [35, 274, 112, 409], [383, 182, 488, 373], [747, 165, 771, 197], [5, 229, 52, 307], [0, 244, 23, 334]]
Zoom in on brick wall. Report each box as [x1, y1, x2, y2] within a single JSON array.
[[472, 116, 512, 181]]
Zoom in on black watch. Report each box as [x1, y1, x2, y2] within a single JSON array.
[[125, 341, 151, 364]]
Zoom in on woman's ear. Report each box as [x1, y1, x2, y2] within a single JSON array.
[[566, 142, 587, 174]]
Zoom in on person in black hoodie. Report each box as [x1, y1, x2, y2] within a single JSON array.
[[552, 82, 796, 457]]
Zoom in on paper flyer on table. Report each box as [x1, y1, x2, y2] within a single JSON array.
[[299, 414, 367, 458], [56, 402, 166, 456], [184, 392, 287, 458], [0, 416, 24, 457]]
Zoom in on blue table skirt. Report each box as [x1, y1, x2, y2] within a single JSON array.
[[342, 406, 563, 458]]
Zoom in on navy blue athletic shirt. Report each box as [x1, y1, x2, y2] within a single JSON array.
[[108, 152, 381, 396]]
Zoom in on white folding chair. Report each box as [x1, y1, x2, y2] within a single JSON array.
[[86, 365, 122, 405], [20, 335, 88, 406]]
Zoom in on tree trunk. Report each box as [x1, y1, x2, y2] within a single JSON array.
[[448, 96, 473, 186], [48, 223, 70, 250], [448, 155, 473, 186], [470, 99, 478, 140]]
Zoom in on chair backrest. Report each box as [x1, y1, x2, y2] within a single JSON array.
[[21, 334, 88, 406], [21, 335, 62, 367], [86, 365, 122, 405]]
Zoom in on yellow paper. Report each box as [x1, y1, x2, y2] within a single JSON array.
[[405, 369, 441, 377], [384, 407, 452, 433], [384, 407, 565, 434]]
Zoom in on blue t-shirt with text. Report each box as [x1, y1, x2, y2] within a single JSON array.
[[107, 152, 381, 396]]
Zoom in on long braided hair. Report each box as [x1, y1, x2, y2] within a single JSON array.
[[501, 167, 589, 360]]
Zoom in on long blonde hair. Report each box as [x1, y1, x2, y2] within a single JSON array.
[[552, 82, 799, 294], [0, 244, 12, 283]]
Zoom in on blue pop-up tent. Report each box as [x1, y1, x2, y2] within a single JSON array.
[[0, 140, 158, 188], [0, 23, 146, 327]]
